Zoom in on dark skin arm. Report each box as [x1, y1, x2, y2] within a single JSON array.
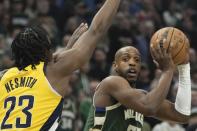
[[48, 0, 121, 77], [129, 89, 190, 123], [47, 0, 121, 97], [97, 77, 189, 124], [155, 100, 189, 123], [103, 70, 173, 116], [100, 71, 189, 123]]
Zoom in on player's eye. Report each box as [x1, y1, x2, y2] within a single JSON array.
[[134, 58, 140, 63], [122, 57, 129, 62]]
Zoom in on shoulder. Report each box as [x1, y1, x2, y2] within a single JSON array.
[[102, 75, 128, 84], [100, 75, 130, 90]]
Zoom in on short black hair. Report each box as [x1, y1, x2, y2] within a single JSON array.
[[11, 26, 51, 70]]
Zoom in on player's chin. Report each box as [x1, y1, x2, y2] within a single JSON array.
[[126, 76, 137, 82]]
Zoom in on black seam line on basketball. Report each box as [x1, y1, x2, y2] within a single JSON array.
[[172, 36, 186, 59], [167, 28, 175, 51]]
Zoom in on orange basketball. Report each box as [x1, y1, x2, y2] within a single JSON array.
[[150, 27, 190, 65]]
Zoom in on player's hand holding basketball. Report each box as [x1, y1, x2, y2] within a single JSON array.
[[151, 39, 175, 71], [150, 27, 190, 65], [180, 38, 190, 65]]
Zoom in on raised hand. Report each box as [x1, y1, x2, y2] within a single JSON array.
[[65, 23, 88, 50]]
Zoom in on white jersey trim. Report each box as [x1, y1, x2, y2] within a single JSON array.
[[48, 117, 59, 131]]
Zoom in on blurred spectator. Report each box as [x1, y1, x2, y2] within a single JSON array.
[[57, 83, 78, 131], [136, 63, 151, 90], [107, 12, 137, 63], [76, 62, 91, 94], [135, 20, 155, 63], [191, 67, 197, 90], [89, 47, 111, 80], [152, 121, 185, 131], [79, 79, 100, 130], [30, 15, 60, 48], [0, 50, 14, 70], [64, 16, 80, 34], [0, 14, 11, 35], [0, 35, 8, 51], [163, 1, 182, 26], [6, 26, 22, 46], [191, 89, 197, 111], [189, 48, 197, 68], [24, 0, 36, 19], [36, 0, 50, 16], [11, 0, 29, 27]]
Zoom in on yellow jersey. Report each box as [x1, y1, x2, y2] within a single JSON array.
[[0, 62, 63, 131]]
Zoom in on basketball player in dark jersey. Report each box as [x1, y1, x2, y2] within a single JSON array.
[[84, 42, 191, 131]]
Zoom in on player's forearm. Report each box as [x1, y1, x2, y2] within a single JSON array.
[[155, 100, 189, 123], [89, 0, 121, 34], [143, 69, 174, 115], [154, 64, 191, 123], [72, 0, 121, 65]]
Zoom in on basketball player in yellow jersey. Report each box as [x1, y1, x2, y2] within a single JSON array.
[[0, 0, 121, 130]]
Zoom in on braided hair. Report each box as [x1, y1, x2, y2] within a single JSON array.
[[11, 26, 51, 70]]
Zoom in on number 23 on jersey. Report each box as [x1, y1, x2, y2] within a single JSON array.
[[1, 95, 34, 129]]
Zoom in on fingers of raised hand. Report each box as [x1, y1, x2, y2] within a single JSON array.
[[151, 39, 163, 60], [153, 59, 159, 68], [80, 23, 88, 32], [75, 23, 88, 36], [150, 44, 157, 60], [161, 39, 167, 56]]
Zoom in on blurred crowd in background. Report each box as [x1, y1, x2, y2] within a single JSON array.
[[0, 0, 197, 131]]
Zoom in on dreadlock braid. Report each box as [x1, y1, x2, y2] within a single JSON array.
[[11, 26, 51, 70]]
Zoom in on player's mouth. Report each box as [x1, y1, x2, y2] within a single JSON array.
[[127, 69, 137, 77]]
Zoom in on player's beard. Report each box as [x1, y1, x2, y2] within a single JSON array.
[[118, 68, 137, 88]]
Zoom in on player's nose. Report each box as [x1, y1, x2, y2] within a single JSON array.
[[128, 59, 136, 66]]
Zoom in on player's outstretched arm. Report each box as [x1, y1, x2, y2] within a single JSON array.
[[51, 0, 121, 77], [104, 40, 175, 116]]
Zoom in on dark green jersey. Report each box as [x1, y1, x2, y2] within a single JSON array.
[[84, 103, 144, 131]]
